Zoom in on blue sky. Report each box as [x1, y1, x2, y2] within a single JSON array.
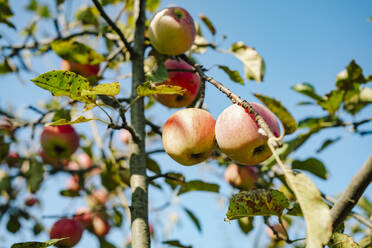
[[0, 0, 371, 247]]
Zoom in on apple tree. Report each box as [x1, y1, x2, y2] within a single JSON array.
[[0, 0, 371, 248]]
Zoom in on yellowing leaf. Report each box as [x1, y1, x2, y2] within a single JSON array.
[[218, 65, 244, 84], [199, 14, 216, 35], [82, 82, 120, 96], [328, 233, 361, 248], [11, 238, 68, 248], [46, 116, 108, 126], [137, 81, 186, 97]]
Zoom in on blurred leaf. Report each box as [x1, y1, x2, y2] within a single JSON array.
[[0, 60, 13, 74], [57, 0, 65, 6], [336, 60, 366, 94], [226, 189, 289, 220], [292, 83, 322, 101], [165, 172, 185, 189], [218, 65, 244, 84], [359, 235, 372, 248], [31, 70, 96, 103], [38, 5, 50, 18], [254, 93, 297, 135], [76, 7, 99, 26], [292, 158, 328, 179], [344, 87, 372, 115], [162, 240, 192, 248], [0, 136, 10, 161], [0, 170, 11, 192], [26, 0, 37, 11], [318, 89, 344, 115], [146, 156, 161, 174], [0, 0, 15, 28], [184, 207, 202, 233], [178, 180, 219, 195], [298, 115, 341, 130], [11, 238, 69, 248], [101, 0, 122, 5], [230, 41, 265, 82], [328, 233, 360, 248], [357, 197, 372, 216], [47, 116, 108, 126], [101, 160, 123, 191], [60, 189, 80, 197], [147, 61, 168, 83], [112, 207, 123, 227], [137, 81, 186, 97], [146, 0, 160, 12], [25, 161, 44, 193], [199, 14, 216, 35], [52, 109, 71, 122], [99, 238, 116, 248], [32, 222, 43, 235], [286, 203, 303, 216], [238, 216, 254, 234], [282, 165, 332, 247], [51, 40, 104, 65], [82, 82, 121, 97], [190, 33, 208, 54], [119, 167, 130, 186], [316, 136, 341, 153], [7, 214, 20, 233]]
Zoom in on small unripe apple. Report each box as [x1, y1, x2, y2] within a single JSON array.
[[61, 59, 100, 78], [224, 163, 259, 190], [41, 125, 79, 160], [66, 175, 80, 192], [87, 189, 109, 206], [162, 108, 216, 166], [50, 218, 84, 247], [215, 103, 280, 165], [25, 196, 38, 207], [74, 207, 94, 229], [119, 129, 132, 144], [155, 59, 200, 108], [92, 215, 111, 237], [148, 7, 196, 55]]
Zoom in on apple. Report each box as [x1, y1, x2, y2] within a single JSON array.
[[61, 59, 99, 78], [87, 189, 109, 206], [119, 129, 132, 144], [41, 125, 79, 160], [50, 218, 84, 247], [215, 103, 280, 165], [148, 7, 196, 55], [92, 215, 111, 237], [224, 163, 258, 190], [76, 153, 93, 169], [6, 152, 19, 167], [66, 175, 80, 192], [162, 108, 216, 166], [25, 196, 38, 207], [74, 207, 94, 229], [155, 59, 200, 108]]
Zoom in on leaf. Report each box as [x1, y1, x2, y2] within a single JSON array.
[[101, 160, 123, 191], [146, 0, 160, 12], [226, 189, 289, 220], [318, 89, 344, 115], [76, 7, 99, 26], [359, 235, 372, 248], [357, 197, 372, 216], [0, 170, 11, 192], [137, 81, 186, 97], [291, 83, 322, 101], [146, 157, 161, 174], [254, 93, 297, 135], [147, 62, 168, 83], [286, 203, 303, 216], [0, 60, 13, 74], [178, 180, 219, 195], [183, 207, 202, 233], [238, 217, 254, 234], [328, 233, 361, 248], [82, 82, 121, 96], [199, 14, 216, 35], [112, 207, 123, 227], [281, 165, 332, 247], [51, 40, 104, 65], [60, 189, 80, 197], [0, 0, 15, 28], [230, 42, 265, 82], [165, 172, 185, 189], [298, 115, 341, 130], [162, 240, 192, 248], [316, 136, 341, 153], [336, 60, 366, 91], [31, 70, 96, 103], [11, 238, 68, 248], [52, 109, 71, 122], [7, 214, 20, 233], [292, 158, 328, 180], [25, 161, 45, 193], [46, 116, 108, 126], [99, 238, 116, 248], [218, 65, 244, 84]]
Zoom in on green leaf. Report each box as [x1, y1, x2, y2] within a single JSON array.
[[298, 115, 341, 130], [286, 203, 303, 216], [99, 238, 116, 248], [226, 189, 289, 220], [218, 65, 244, 84], [146, 0, 160, 12], [281, 165, 332, 247], [292, 83, 322, 101], [165, 172, 185, 190], [357, 197, 372, 216], [0, 60, 13, 74], [76, 7, 99, 26], [82, 82, 121, 97], [7, 214, 20, 233], [147, 62, 168, 83], [238, 217, 254, 234], [328, 233, 360, 248], [230, 41, 265, 82], [25, 161, 45, 193], [137, 81, 186, 97], [199, 14, 216, 35], [31, 70, 96, 103], [318, 89, 344, 115], [184, 207, 202, 233], [112, 207, 123, 227], [0, 0, 15, 28], [316, 136, 341, 153], [0, 170, 11, 192], [162, 240, 192, 248], [254, 93, 297, 135], [51, 40, 104, 65], [47, 116, 108, 126], [60, 189, 80, 197], [101, 160, 123, 191], [178, 180, 219, 195], [292, 158, 328, 179], [52, 109, 71, 122], [146, 157, 161, 174], [11, 238, 68, 248], [336, 60, 366, 91]]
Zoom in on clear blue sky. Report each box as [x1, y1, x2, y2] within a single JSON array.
[[0, 0, 371, 247]]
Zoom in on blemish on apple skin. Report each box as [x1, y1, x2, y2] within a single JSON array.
[[190, 153, 203, 159], [253, 145, 265, 155]]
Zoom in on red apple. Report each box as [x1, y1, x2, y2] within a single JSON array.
[[224, 163, 259, 190], [66, 175, 80, 192], [74, 207, 94, 229], [50, 218, 84, 247], [87, 189, 109, 206], [61, 59, 99, 78], [148, 7, 196, 55], [119, 129, 132, 144], [155, 59, 200, 108], [162, 108, 216, 166], [92, 215, 111, 237], [41, 125, 79, 160], [6, 152, 19, 167], [215, 103, 280, 165], [25, 196, 38, 207]]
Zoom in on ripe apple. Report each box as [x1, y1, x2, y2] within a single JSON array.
[[61, 59, 99, 78], [41, 125, 79, 160], [92, 215, 111, 237], [215, 103, 280, 165], [50, 218, 84, 247], [162, 108, 216, 166], [224, 163, 259, 190], [155, 59, 200, 108], [87, 189, 109, 206], [25, 196, 38, 207], [74, 207, 94, 229], [148, 7, 196, 55], [119, 129, 132, 144], [66, 175, 80, 192]]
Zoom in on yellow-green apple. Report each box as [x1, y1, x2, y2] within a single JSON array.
[[162, 108, 216, 166], [92, 215, 111, 237], [50, 218, 84, 247], [155, 59, 200, 108], [224, 163, 258, 190], [215, 103, 280, 165], [148, 7, 196, 55], [74, 207, 94, 229], [41, 125, 79, 160], [119, 129, 132, 144], [61, 59, 100, 78], [87, 189, 109, 206]]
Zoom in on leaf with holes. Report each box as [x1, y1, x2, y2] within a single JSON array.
[[137, 81, 186, 97], [218, 65, 244, 84], [226, 189, 289, 220]]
